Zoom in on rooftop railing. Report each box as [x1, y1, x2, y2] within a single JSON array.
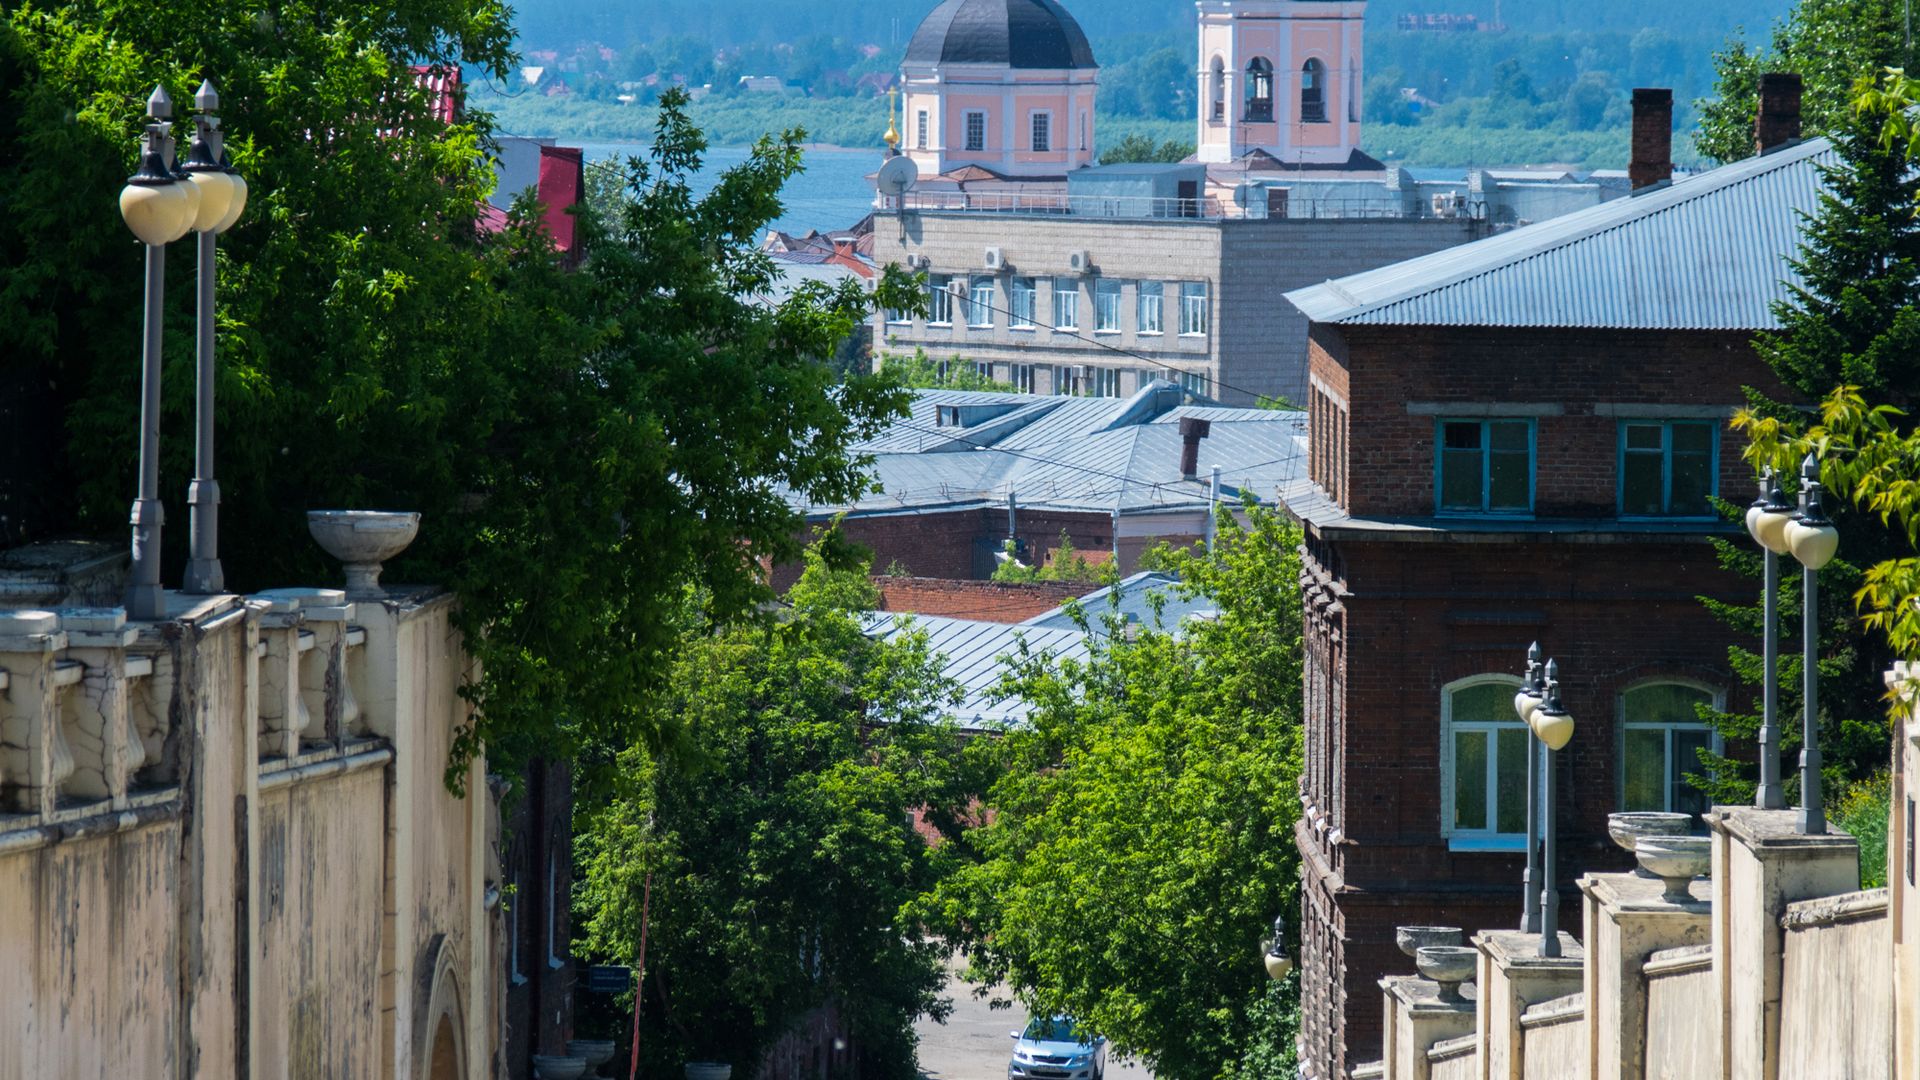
[[882, 190, 1448, 222]]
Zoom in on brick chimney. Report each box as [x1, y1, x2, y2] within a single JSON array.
[[1629, 88, 1673, 192], [1755, 73, 1803, 155], [1179, 417, 1211, 480]]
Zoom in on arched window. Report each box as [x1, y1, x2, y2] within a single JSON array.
[[1245, 57, 1274, 122], [1209, 56, 1226, 122], [1301, 58, 1328, 124], [1620, 682, 1721, 815], [1441, 675, 1527, 847]]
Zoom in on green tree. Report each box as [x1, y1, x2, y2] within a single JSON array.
[[919, 504, 1306, 1080], [1694, 0, 1916, 163], [1099, 133, 1196, 164], [991, 531, 1107, 585], [876, 347, 1016, 391], [0, 0, 920, 788], [575, 544, 988, 1077]]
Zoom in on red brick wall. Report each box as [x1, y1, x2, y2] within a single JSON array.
[[873, 576, 1090, 622], [1307, 325, 1795, 519], [771, 509, 1120, 591]]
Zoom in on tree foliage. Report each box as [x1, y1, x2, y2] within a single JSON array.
[[0, 0, 920, 789], [1694, 0, 1917, 163], [876, 347, 1015, 392], [917, 504, 1306, 1080], [1099, 133, 1196, 164], [574, 545, 989, 1076]]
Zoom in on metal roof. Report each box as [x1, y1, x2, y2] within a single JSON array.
[[1018, 571, 1217, 631], [864, 613, 1089, 727], [1284, 137, 1836, 329], [904, 0, 1097, 70]]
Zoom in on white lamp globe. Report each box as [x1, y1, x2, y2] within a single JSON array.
[[215, 169, 248, 233], [120, 181, 192, 246], [1785, 517, 1840, 570], [1752, 503, 1795, 554], [168, 171, 201, 242], [1533, 707, 1575, 751], [1514, 687, 1542, 725], [186, 167, 235, 232]]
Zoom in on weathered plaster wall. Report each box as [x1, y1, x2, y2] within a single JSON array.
[[1640, 948, 1716, 1079], [1778, 890, 1890, 1079]]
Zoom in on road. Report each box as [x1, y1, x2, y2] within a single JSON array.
[[914, 959, 1153, 1080]]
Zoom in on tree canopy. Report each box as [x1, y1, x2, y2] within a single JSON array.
[[916, 504, 1306, 1080]]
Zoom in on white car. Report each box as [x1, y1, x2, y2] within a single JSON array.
[[1008, 1016, 1106, 1080]]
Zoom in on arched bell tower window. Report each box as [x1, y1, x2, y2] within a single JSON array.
[[1245, 57, 1274, 122], [1301, 58, 1328, 124], [1209, 56, 1226, 122]]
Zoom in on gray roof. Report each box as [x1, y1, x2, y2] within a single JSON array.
[[1019, 571, 1216, 631], [904, 0, 1097, 70], [865, 612, 1088, 728], [1284, 138, 1835, 330], [815, 380, 1308, 518]]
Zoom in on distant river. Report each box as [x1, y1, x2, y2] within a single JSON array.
[[576, 142, 882, 236]]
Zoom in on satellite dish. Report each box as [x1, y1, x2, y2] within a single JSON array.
[[1232, 183, 1255, 209], [877, 155, 920, 198]]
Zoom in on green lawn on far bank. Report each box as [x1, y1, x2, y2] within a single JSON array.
[[480, 87, 1675, 169]]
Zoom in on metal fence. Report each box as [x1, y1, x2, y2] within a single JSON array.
[[883, 190, 1452, 222]]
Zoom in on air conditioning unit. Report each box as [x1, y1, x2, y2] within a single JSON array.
[[984, 246, 1005, 271], [1067, 250, 1092, 274], [947, 279, 969, 298], [1430, 192, 1467, 218], [907, 254, 931, 271]]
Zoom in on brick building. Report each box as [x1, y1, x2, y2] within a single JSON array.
[[1278, 87, 1826, 1077]]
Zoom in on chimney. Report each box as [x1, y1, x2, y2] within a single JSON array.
[[1755, 73, 1803, 155], [1629, 88, 1673, 192], [1179, 417, 1211, 480]]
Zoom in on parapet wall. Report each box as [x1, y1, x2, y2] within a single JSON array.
[[0, 588, 497, 1079], [1353, 665, 1918, 1080]]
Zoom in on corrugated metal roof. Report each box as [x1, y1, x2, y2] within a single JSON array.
[[865, 613, 1089, 727], [1019, 571, 1216, 631], [1284, 138, 1836, 329], [1151, 406, 1285, 425]]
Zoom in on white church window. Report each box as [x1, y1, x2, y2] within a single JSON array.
[[917, 110, 929, 149], [1031, 112, 1051, 152], [1245, 57, 1274, 122], [965, 111, 986, 151]]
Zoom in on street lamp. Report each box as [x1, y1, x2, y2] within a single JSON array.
[[180, 79, 246, 594], [119, 85, 197, 619], [1530, 660, 1574, 958], [1263, 913, 1293, 981], [1786, 454, 1840, 834], [1746, 469, 1795, 810], [1514, 642, 1545, 933]]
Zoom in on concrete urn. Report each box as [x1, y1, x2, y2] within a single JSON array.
[[1415, 945, 1478, 1004], [1607, 812, 1694, 875], [568, 1040, 618, 1077], [532, 1056, 589, 1080], [1634, 835, 1712, 902], [1395, 925, 1464, 959], [306, 510, 419, 599], [685, 1064, 734, 1080]]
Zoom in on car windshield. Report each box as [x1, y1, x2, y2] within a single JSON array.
[[1024, 1018, 1088, 1044]]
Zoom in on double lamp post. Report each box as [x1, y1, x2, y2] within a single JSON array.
[[117, 81, 248, 618]]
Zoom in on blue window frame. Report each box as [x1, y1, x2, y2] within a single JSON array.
[[1434, 419, 1534, 515], [1618, 420, 1718, 518]]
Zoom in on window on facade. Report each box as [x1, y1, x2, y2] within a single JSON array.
[[1179, 370, 1210, 398], [1209, 57, 1226, 122], [1089, 367, 1122, 398], [917, 110, 930, 149], [974, 361, 996, 382], [1053, 365, 1080, 396], [1009, 363, 1036, 394], [884, 304, 909, 324], [965, 111, 987, 151], [1031, 112, 1051, 152], [1052, 278, 1079, 330], [1444, 677, 1528, 843], [1094, 279, 1122, 332], [1621, 683, 1718, 816], [1245, 57, 1274, 121], [927, 274, 953, 325], [1620, 421, 1717, 518], [1009, 277, 1037, 328], [1437, 419, 1533, 514], [1301, 58, 1328, 123], [1179, 282, 1210, 335], [968, 276, 995, 327], [1136, 281, 1164, 335]]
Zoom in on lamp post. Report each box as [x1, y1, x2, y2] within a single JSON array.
[[1745, 469, 1795, 810], [118, 86, 199, 620], [1263, 913, 1293, 981], [1529, 659, 1575, 958], [1785, 454, 1840, 835], [1513, 642, 1545, 932], [180, 80, 246, 594]]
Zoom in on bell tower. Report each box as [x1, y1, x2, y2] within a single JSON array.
[[1194, 1, 1366, 166]]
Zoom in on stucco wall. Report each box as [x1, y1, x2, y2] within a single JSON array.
[[1778, 890, 1890, 1079], [1427, 1035, 1477, 1080], [1640, 947, 1717, 1080], [1518, 995, 1584, 1079]]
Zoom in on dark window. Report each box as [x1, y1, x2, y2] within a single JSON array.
[[1620, 683, 1719, 816], [1301, 59, 1328, 123], [965, 111, 986, 151], [1031, 112, 1050, 152], [1245, 57, 1274, 122], [1619, 421, 1717, 517], [1437, 419, 1533, 513], [1209, 58, 1225, 121]]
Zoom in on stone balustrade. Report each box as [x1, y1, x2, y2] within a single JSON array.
[[1350, 666, 1920, 1080]]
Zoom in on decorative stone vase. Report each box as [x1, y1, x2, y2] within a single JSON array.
[[1395, 925, 1464, 959], [305, 511, 420, 600], [568, 1040, 617, 1078], [685, 1063, 734, 1080], [1415, 945, 1478, 1004], [531, 1055, 589, 1080], [1634, 835, 1712, 902], [1607, 812, 1694, 875]]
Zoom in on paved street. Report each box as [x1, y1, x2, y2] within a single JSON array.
[[915, 958, 1152, 1080]]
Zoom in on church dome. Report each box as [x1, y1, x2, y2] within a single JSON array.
[[904, 0, 1097, 70]]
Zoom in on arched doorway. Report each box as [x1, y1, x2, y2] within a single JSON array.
[[429, 1014, 462, 1080]]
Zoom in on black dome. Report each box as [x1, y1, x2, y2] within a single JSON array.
[[904, 0, 1097, 70]]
